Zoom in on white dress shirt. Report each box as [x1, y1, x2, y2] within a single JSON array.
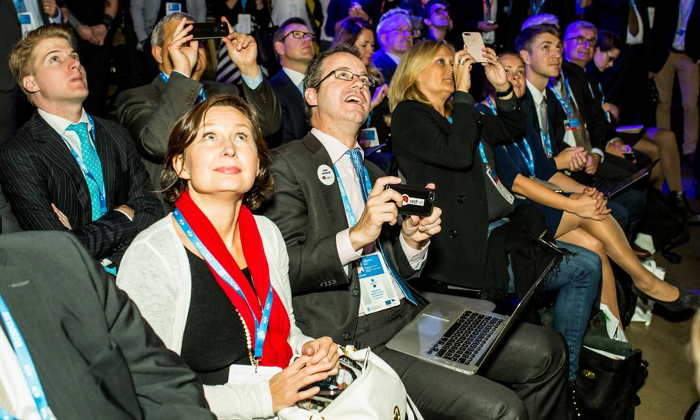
[[672, 0, 695, 50], [626, 1, 644, 46], [38, 108, 93, 158], [13, 0, 62, 34], [311, 128, 429, 306], [282, 67, 306, 93], [0, 330, 57, 420]]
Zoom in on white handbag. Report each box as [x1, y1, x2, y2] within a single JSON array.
[[278, 347, 424, 420]]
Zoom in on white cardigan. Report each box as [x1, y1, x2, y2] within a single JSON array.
[[117, 215, 314, 420]]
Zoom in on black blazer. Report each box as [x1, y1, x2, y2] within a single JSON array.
[[0, 112, 162, 265], [372, 50, 399, 84], [0, 0, 51, 90], [648, 0, 700, 72], [269, 70, 309, 147], [551, 62, 609, 152], [259, 133, 426, 347], [0, 231, 216, 420], [585, 0, 651, 53], [390, 93, 525, 288]]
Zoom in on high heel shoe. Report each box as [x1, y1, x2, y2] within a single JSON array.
[[631, 284, 698, 312]]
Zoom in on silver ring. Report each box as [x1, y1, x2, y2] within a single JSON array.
[[458, 60, 463, 65]]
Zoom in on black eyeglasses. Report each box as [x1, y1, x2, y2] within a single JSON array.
[[314, 69, 375, 88], [565, 36, 596, 47], [281, 30, 316, 42]]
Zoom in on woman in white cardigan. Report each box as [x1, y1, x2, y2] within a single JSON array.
[[118, 95, 339, 420]]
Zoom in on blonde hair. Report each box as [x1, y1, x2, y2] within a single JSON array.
[[388, 40, 455, 113], [9, 25, 76, 102]]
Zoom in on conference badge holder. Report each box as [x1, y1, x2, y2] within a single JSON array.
[[564, 118, 581, 131], [358, 253, 400, 315], [485, 167, 514, 205]]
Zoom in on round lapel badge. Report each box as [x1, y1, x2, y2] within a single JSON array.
[[317, 164, 335, 186]]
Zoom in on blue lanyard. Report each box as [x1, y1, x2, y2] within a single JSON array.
[[333, 160, 417, 305], [62, 115, 108, 216], [587, 80, 612, 123], [366, 110, 374, 127], [159, 72, 206, 102], [679, 0, 696, 30], [548, 73, 574, 118], [477, 142, 490, 168], [0, 292, 51, 420], [241, 0, 247, 9], [172, 209, 273, 359], [515, 138, 536, 176], [532, 0, 545, 14], [482, 0, 492, 18], [486, 96, 498, 115], [539, 129, 553, 158], [12, 0, 27, 13]]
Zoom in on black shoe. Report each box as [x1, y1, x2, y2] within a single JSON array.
[[669, 191, 700, 225], [568, 383, 585, 420], [631, 284, 699, 312]]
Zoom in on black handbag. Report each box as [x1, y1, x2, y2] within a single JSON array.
[[576, 311, 649, 420]]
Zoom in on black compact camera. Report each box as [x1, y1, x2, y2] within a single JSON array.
[[385, 184, 436, 216]]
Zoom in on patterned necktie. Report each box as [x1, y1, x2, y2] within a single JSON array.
[[66, 122, 105, 221], [345, 148, 418, 305], [348, 148, 370, 201], [538, 99, 549, 137]]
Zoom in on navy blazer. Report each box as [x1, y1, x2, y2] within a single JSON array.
[[0, 112, 161, 265], [269, 69, 309, 146], [372, 50, 399, 84]]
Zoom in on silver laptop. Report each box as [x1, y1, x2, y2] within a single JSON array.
[[386, 257, 557, 375]]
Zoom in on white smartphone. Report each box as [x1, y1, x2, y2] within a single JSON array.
[[462, 32, 487, 63]]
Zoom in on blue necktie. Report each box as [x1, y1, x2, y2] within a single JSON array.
[[346, 148, 418, 305], [66, 122, 105, 221]]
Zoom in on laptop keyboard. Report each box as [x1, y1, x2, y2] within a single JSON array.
[[590, 177, 617, 195], [427, 310, 504, 365]]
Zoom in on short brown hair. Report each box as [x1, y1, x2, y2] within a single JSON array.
[[161, 94, 274, 210], [514, 23, 562, 54], [9, 24, 76, 100]]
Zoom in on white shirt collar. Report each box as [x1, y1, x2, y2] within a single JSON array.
[[311, 128, 363, 164], [526, 79, 547, 105], [385, 51, 402, 65], [282, 67, 306, 89], [37, 108, 91, 137]]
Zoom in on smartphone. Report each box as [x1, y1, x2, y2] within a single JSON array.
[[191, 22, 229, 40], [462, 32, 487, 62], [385, 184, 436, 216]]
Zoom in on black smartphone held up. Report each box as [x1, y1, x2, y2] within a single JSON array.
[[385, 184, 436, 216], [190, 22, 229, 40]]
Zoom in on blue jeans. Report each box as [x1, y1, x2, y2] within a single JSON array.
[[488, 219, 602, 380]]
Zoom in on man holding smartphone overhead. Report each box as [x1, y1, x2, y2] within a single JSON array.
[[260, 45, 569, 420], [116, 12, 281, 203]]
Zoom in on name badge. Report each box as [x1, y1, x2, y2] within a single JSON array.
[[486, 167, 515, 204], [18, 12, 37, 36], [236, 14, 252, 34], [228, 364, 281, 383], [358, 252, 400, 315], [166, 2, 182, 14], [564, 118, 581, 131], [359, 127, 379, 148]]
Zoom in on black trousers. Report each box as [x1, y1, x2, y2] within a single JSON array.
[[353, 300, 569, 420]]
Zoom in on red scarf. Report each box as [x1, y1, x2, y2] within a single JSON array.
[[176, 190, 293, 368]]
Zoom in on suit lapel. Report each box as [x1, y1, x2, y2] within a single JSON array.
[[301, 134, 347, 228], [279, 71, 303, 101], [29, 113, 91, 211], [92, 119, 116, 210]]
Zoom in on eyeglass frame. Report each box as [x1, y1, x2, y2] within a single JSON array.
[[280, 30, 316, 42], [313, 68, 376, 89], [564, 35, 597, 47]]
